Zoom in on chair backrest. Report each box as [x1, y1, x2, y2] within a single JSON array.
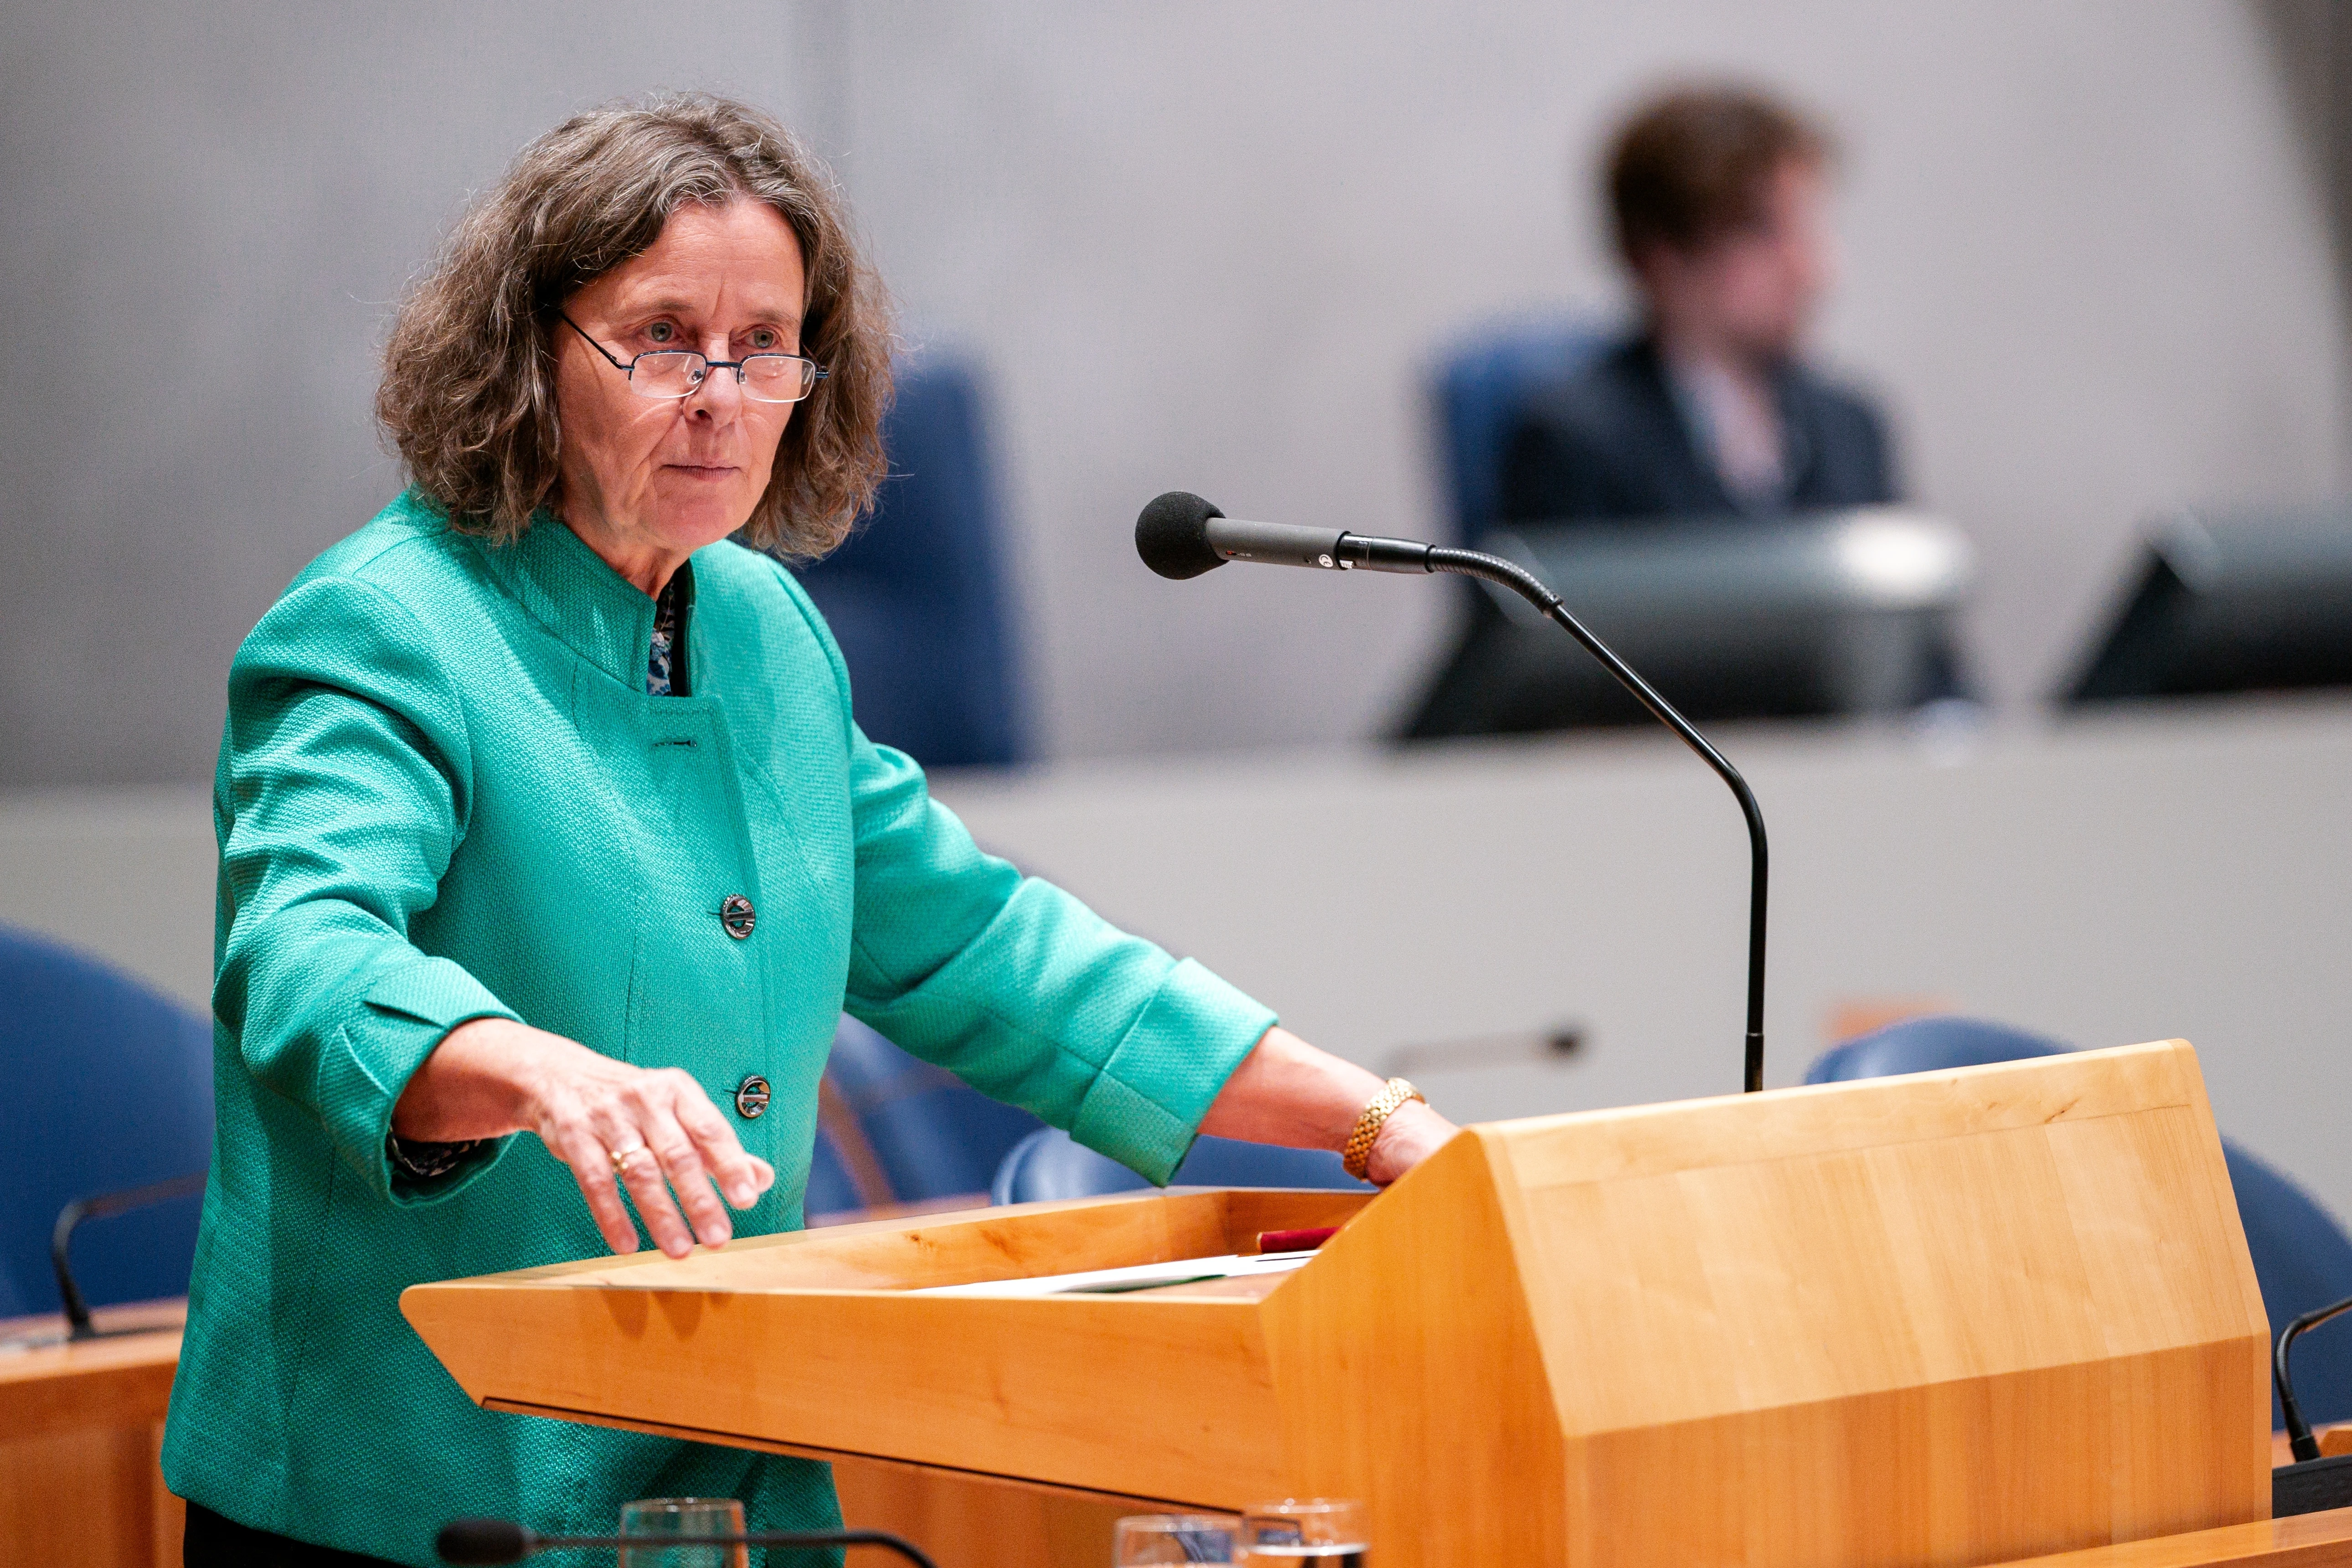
[[1803, 1016, 2066, 1083], [793, 353, 1026, 767], [0, 925, 213, 1317], [1806, 1015, 2352, 1428], [825, 1017, 1045, 1203], [802, 1124, 865, 1222], [990, 1126, 1371, 1207], [1432, 313, 1614, 544]]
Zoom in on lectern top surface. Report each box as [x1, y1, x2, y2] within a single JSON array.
[[436, 1186, 1373, 1297]]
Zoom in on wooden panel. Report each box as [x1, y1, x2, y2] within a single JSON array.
[[1260, 1130, 1564, 1568], [404, 1190, 1372, 1505], [0, 1302, 186, 1568], [0, 1301, 182, 1441], [829, 1453, 1134, 1568], [407, 1042, 2269, 1568], [1987, 1506, 2352, 1567], [429, 1287, 1282, 1503], [0, 1295, 1090, 1568], [1446, 1041, 2270, 1566], [0, 1424, 166, 1568], [1493, 1038, 2202, 1189], [1558, 1343, 2259, 1568]]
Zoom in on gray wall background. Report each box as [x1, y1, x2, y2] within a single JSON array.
[[3, 0, 2347, 782]]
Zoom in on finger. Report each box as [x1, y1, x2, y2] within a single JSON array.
[[614, 1129, 698, 1259], [669, 1076, 766, 1207], [587, 1099, 696, 1259], [640, 1099, 734, 1248], [553, 1124, 642, 1255]]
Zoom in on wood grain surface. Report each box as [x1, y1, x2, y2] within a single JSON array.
[[1987, 1506, 2352, 1567], [405, 1041, 2270, 1568], [0, 1300, 186, 1568]]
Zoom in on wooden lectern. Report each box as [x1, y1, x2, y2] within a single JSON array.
[[405, 1040, 2273, 1567]]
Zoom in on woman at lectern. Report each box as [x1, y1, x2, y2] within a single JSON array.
[[161, 94, 1455, 1567]]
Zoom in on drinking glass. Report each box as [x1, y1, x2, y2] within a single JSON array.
[[619, 1496, 748, 1568], [1113, 1511, 1243, 1563], [1240, 1498, 1369, 1565]]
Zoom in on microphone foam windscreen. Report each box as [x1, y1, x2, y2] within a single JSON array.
[[435, 1518, 531, 1564], [1135, 492, 1228, 579]]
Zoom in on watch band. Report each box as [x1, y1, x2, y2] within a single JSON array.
[[1343, 1077, 1428, 1182]]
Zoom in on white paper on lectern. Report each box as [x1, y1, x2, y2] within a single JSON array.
[[910, 1251, 1317, 1298]]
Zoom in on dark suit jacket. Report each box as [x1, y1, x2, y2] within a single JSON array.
[[1499, 335, 1899, 526]]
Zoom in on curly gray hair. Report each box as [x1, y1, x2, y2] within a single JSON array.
[[377, 92, 894, 557]]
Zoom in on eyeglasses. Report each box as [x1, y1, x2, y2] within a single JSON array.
[[560, 312, 827, 404]]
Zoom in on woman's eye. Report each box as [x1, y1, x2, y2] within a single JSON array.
[[750, 329, 778, 351], [646, 322, 676, 345]]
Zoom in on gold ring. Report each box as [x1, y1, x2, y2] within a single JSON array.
[[610, 1144, 649, 1179]]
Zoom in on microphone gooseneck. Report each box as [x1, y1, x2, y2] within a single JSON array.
[[1421, 544, 1769, 1095], [1134, 495, 1769, 1093], [2277, 1294, 2352, 1462]]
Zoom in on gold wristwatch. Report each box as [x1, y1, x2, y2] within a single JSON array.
[[1343, 1077, 1427, 1182]]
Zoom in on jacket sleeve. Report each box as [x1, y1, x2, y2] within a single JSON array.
[[215, 574, 522, 1205], [780, 577, 1274, 1184]]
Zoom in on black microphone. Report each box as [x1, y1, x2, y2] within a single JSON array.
[[2277, 1294, 2352, 1463], [437, 1516, 937, 1568], [1136, 490, 1770, 1094], [52, 1172, 206, 1341]]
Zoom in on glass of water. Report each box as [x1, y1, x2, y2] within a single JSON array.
[[619, 1496, 748, 1568], [1240, 1498, 1368, 1565], [1113, 1512, 1243, 1563]]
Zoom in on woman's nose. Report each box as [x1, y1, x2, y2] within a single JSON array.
[[684, 356, 743, 419]]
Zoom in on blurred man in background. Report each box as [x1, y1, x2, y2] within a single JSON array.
[[1501, 83, 1900, 525]]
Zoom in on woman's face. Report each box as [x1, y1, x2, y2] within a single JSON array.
[[553, 198, 808, 580]]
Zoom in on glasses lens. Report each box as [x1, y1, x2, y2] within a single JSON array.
[[740, 355, 815, 404], [629, 352, 704, 399]]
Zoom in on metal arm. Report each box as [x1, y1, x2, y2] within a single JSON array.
[[1343, 532, 1769, 1092], [51, 1172, 206, 1340], [2278, 1294, 2352, 1462]]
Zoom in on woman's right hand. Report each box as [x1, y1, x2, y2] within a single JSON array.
[[392, 1017, 776, 1259]]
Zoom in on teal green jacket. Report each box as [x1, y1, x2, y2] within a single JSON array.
[[161, 492, 1275, 1565]]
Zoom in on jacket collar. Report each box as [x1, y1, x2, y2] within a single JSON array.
[[474, 511, 699, 691]]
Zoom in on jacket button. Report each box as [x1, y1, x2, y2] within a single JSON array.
[[734, 1075, 771, 1119], [720, 894, 756, 939]]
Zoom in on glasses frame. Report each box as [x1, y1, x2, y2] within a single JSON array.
[[560, 312, 827, 404]]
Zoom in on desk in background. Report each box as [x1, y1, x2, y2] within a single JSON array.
[[0, 1300, 183, 1568], [932, 699, 2352, 1218], [10, 701, 2351, 1217]]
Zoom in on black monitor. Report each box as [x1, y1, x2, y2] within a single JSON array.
[[2064, 504, 2352, 704], [1403, 509, 1974, 739]]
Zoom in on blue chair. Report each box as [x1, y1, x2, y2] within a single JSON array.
[[825, 1017, 1046, 1203], [794, 353, 1026, 768], [990, 1126, 1371, 1207], [1431, 313, 1614, 544], [0, 926, 213, 1319], [802, 1124, 866, 1222], [1807, 1016, 2352, 1429]]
